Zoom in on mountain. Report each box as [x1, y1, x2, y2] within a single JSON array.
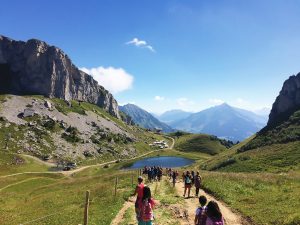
[[171, 103, 267, 141], [119, 104, 174, 133], [156, 109, 192, 125], [0, 35, 119, 118], [203, 72, 300, 173], [268, 72, 300, 128], [240, 72, 300, 151]]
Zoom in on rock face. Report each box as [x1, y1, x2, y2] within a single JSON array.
[[268, 73, 300, 127], [0, 35, 120, 118]]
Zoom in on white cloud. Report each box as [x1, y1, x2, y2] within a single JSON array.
[[208, 98, 225, 105], [176, 98, 195, 107], [126, 38, 155, 52], [80, 66, 134, 94], [154, 96, 165, 101]]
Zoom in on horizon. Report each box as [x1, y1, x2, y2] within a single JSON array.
[[1, 1, 300, 114]]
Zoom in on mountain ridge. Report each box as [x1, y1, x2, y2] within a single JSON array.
[[170, 103, 267, 141], [119, 104, 174, 133], [0, 35, 120, 118]]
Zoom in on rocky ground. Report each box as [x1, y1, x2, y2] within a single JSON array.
[[0, 95, 148, 164]]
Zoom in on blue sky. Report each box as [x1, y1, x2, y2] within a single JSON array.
[[1, 0, 300, 114]]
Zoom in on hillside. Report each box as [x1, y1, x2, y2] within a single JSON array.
[[0, 95, 169, 166], [119, 104, 174, 133], [171, 103, 267, 141], [170, 132, 234, 155]]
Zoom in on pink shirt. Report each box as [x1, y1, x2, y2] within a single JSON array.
[[205, 217, 224, 225]]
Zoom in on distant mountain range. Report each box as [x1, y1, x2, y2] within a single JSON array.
[[168, 103, 267, 141], [119, 104, 174, 133], [155, 109, 192, 125]]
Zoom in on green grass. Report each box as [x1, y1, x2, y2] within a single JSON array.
[[0, 152, 50, 176], [0, 163, 138, 225], [174, 133, 229, 155], [202, 135, 300, 172], [201, 171, 300, 225], [50, 99, 86, 115]]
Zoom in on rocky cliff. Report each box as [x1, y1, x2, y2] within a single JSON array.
[[0, 35, 120, 118], [268, 72, 300, 127]]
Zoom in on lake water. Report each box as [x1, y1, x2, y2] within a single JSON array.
[[127, 156, 194, 169]]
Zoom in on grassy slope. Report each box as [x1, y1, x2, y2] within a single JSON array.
[[240, 109, 300, 151], [202, 110, 300, 173], [173, 133, 229, 155], [201, 171, 300, 225], [0, 163, 136, 225]]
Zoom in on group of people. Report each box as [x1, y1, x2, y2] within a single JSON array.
[[195, 195, 224, 225], [142, 166, 163, 182], [182, 170, 202, 198], [133, 176, 155, 225], [132, 168, 224, 225]]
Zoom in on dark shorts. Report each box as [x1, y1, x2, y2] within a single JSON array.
[[185, 183, 192, 188]]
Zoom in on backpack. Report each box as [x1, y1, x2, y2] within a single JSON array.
[[185, 175, 191, 184], [196, 207, 207, 225], [141, 199, 153, 221]]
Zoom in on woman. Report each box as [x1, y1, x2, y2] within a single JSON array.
[[194, 171, 202, 197], [138, 186, 155, 225], [183, 171, 192, 198], [206, 201, 224, 225], [133, 176, 144, 219]]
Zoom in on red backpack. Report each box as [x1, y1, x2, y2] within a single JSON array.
[[197, 206, 207, 225], [141, 199, 153, 221]]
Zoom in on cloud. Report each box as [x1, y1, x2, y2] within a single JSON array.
[[126, 38, 155, 52], [176, 98, 195, 107], [80, 66, 134, 94], [208, 98, 225, 105], [154, 96, 165, 101]]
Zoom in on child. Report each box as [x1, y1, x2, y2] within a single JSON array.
[[139, 186, 155, 225], [194, 195, 207, 225], [205, 201, 224, 225]]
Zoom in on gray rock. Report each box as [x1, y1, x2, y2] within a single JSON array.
[[268, 72, 300, 126], [0, 35, 120, 118]]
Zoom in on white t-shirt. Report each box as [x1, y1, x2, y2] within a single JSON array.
[[195, 206, 206, 216]]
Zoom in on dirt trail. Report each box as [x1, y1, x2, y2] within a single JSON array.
[[110, 197, 135, 225], [174, 180, 247, 225]]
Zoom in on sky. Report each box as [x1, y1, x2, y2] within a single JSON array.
[[1, 0, 300, 114]]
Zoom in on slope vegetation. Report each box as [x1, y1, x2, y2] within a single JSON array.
[[171, 132, 233, 155]]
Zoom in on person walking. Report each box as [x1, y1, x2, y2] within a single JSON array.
[[133, 176, 145, 219], [194, 195, 207, 225], [194, 171, 202, 197], [205, 201, 224, 225], [172, 170, 177, 187], [138, 186, 155, 225], [183, 171, 192, 198]]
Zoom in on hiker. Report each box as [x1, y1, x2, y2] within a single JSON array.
[[194, 171, 202, 197], [133, 176, 145, 218], [183, 171, 192, 198], [182, 171, 186, 182], [205, 201, 224, 225], [172, 170, 177, 187], [194, 195, 207, 225], [138, 186, 155, 225], [191, 170, 195, 184]]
